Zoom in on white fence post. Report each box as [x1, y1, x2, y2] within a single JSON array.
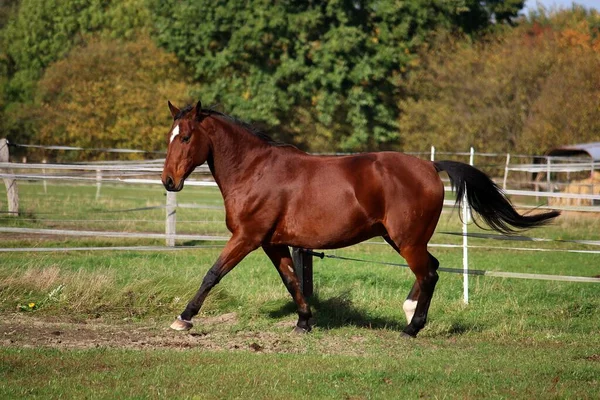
[[502, 153, 510, 191], [546, 157, 552, 193], [95, 169, 102, 200], [166, 191, 176, 246], [42, 159, 48, 194], [591, 160, 596, 206], [430, 146, 435, 162], [462, 147, 474, 304], [0, 139, 19, 216]]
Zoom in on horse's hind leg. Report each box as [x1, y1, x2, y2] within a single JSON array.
[[402, 253, 440, 327], [402, 282, 420, 324], [262, 244, 313, 333], [400, 245, 439, 338], [384, 236, 421, 324]]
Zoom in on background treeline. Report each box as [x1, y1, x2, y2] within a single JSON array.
[[0, 0, 598, 160]]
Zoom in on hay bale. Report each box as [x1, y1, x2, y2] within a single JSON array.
[[549, 172, 600, 207]]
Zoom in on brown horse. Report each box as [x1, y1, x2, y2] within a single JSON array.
[[161, 101, 559, 338]]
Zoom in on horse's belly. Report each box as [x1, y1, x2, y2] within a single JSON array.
[[267, 161, 388, 248], [269, 208, 385, 249]]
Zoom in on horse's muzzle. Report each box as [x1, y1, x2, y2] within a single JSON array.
[[163, 175, 184, 192]]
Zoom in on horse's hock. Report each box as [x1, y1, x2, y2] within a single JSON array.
[[549, 172, 600, 207]]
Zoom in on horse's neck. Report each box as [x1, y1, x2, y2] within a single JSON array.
[[207, 118, 271, 194]]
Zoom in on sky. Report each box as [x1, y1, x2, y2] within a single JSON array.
[[524, 0, 599, 12]]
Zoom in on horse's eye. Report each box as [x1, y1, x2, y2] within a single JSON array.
[[181, 135, 191, 143]]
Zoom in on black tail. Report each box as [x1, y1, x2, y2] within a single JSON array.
[[434, 160, 560, 234]]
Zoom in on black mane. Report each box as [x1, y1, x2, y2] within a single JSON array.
[[174, 105, 194, 120], [176, 104, 290, 147]]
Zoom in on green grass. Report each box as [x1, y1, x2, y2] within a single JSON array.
[[1, 181, 599, 399], [2, 342, 598, 399]]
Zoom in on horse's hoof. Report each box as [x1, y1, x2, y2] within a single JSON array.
[[400, 331, 416, 339], [170, 317, 193, 331], [292, 326, 310, 334]]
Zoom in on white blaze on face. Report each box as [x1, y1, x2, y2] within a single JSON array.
[[169, 125, 180, 144]]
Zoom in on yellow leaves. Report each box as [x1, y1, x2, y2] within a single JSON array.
[[556, 19, 600, 53], [559, 28, 591, 50], [409, 58, 420, 67], [242, 90, 251, 100], [35, 35, 196, 160]]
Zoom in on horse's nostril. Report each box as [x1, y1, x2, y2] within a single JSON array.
[[165, 176, 174, 190]]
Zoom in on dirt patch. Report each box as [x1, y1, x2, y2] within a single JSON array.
[[0, 313, 391, 356], [0, 313, 307, 353]]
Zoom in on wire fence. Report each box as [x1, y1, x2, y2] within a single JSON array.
[[2, 141, 600, 299]]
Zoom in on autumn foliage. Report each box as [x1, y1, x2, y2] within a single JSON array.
[[399, 7, 600, 153], [0, 1, 598, 159], [35, 37, 193, 160]]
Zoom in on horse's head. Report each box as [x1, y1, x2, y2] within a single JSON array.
[[161, 100, 211, 192]]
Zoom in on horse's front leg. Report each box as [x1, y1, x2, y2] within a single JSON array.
[[170, 234, 259, 331], [262, 244, 313, 333]]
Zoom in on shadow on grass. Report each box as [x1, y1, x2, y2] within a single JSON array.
[[445, 321, 474, 335], [265, 290, 405, 331], [180, 240, 226, 248]]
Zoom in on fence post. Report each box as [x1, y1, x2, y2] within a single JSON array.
[[292, 247, 313, 297], [166, 191, 176, 246], [0, 139, 19, 216], [502, 153, 510, 191], [430, 146, 435, 162], [42, 159, 47, 194], [462, 147, 474, 304], [546, 157, 552, 193], [95, 169, 102, 200], [591, 160, 596, 206]]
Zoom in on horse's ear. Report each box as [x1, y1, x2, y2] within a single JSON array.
[[168, 101, 180, 119], [194, 100, 205, 121]]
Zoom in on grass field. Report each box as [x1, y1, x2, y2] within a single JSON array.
[[1, 181, 599, 399]]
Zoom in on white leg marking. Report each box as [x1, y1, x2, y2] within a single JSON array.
[[169, 125, 180, 143], [403, 299, 418, 324]]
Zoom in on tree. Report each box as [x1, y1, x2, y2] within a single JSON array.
[[0, 0, 153, 144], [399, 7, 600, 154], [520, 10, 600, 153], [34, 36, 194, 161], [148, 0, 516, 152]]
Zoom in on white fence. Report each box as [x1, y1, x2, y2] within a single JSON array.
[[2, 142, 600, 302]]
